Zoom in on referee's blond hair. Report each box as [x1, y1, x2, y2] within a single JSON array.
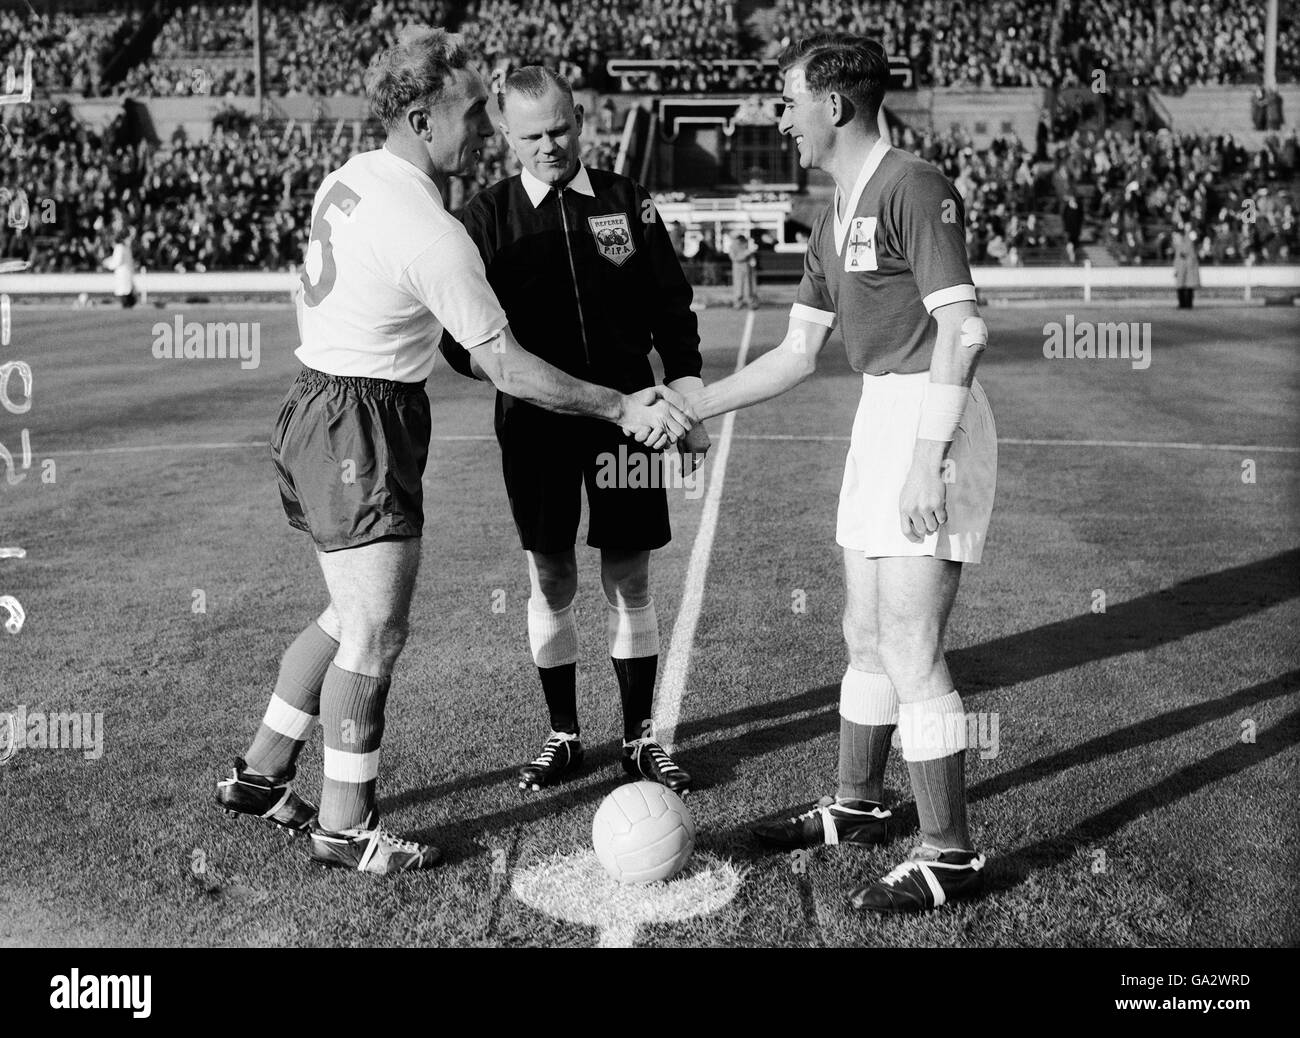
[[364, 26, 474, 128]]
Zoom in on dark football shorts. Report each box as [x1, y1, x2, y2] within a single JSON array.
[[496, 401, 671, 554], [271, 366, 431, 552]]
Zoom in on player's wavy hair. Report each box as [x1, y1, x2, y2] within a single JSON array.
[[778, 33, 888, 121], [364, 26, 474, 128]]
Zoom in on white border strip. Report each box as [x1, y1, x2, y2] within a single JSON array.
[[656, 309, 756, 752]]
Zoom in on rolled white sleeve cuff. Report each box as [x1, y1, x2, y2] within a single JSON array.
[[791, 303, 836, 328], [922, 284, 978, 313], [461, 321, 508, 349]]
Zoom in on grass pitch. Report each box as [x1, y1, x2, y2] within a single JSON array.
[[0, 300, 1296, 947]]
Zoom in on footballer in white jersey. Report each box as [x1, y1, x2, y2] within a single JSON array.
[[294, 146, 505, 384], [216, 27, 698, 877]]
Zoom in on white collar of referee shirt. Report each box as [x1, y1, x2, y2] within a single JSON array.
[[521, 161, 595, 207], [833, 135, 892, 254]]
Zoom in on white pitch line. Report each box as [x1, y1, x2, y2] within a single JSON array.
[[45, 441, 269, 457], [734, 434, 1300, 453], [43, 433, 1297, 460], [997, 436, 1300, 454], [656, 309, 756, 752], [44, 436, 500, 457]]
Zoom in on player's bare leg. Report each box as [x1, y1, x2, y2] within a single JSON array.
[[603, 549, 690, 793], [519, 549, 583, 791], [307, 537, 437, 873], [840, 550, 896, 807], [849, 554, 985, 911], [751, 549, 892, 847]]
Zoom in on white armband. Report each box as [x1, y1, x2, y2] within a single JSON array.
[[917, 382, 969, 442]]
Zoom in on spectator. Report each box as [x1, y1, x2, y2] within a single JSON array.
[[727, 231, 757, 309], [1172, 224, 1200, 307], [103, 229, 137, 307]]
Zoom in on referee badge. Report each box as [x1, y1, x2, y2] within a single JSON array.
[[845, 216, 878, 272], [588, 213, 636, 267]]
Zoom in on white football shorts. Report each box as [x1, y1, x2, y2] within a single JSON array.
[[836, 371, 997, 563]]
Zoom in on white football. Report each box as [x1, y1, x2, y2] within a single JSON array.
[[592, 780, 695, 884]]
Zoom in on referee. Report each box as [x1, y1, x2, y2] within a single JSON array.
[[441, 66, 707, 795]]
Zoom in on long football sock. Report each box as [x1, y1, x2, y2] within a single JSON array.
[[836, 668, 898, 804], [538, 664, 579, 736], [613, 656, 658, 743], [899, 690, 973, 851], [528, 598, 580, 735], [245, 621, 338, 778], [319, 664, 389, 832], [607, 598, 660, 743]]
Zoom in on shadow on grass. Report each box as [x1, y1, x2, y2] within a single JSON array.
[[949, 547, 1300, 693], [384, 549, 1300, 875], [985, 703, 1300, 894]]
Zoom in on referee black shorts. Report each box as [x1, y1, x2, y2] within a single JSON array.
[[271, 366, 431, 552], [496, 401, 671, 555]]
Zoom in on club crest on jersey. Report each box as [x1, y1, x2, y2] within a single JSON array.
[[588, 213, 635, 267], [845, 216, 878, 272]]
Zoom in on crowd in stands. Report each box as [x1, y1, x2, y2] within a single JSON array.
[[898, 122, 1300, 265], [4, 84, 1293, 273], [0, 102, 341, 271], [461, 0, 741, 92], [0, 100, 620, 273], [1061, 0, 1300, 91], [769, 0, 1064, 88], [112, 1, 454, 97], [4, 0, 1297, 100], [0, 7, 129, 95], [4, 2, 1300, 272]]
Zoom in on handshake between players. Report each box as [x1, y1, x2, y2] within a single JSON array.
[[461, 326, 701, 452]]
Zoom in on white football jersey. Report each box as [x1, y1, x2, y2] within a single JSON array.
[[295, 146, 507, 383]]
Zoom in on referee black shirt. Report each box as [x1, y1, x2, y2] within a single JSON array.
[[439, 162, 702, 402]]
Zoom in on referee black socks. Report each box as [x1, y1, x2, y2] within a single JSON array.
[[538, 663, 579, 736]]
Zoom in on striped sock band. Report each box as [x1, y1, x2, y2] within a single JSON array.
[[528, 598, 579, 669], [319, 663, 390, 832], [607, 598, 659, 660], [246, 622, 337, 777], [839, 667, 898, 726], [898, 690, 968, 762], [837, 668, 898, 803]]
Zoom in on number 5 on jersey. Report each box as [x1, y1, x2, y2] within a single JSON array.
[[300, 182, 361, 307]]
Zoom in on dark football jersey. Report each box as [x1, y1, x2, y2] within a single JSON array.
[[793, 138, 976, 375]]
